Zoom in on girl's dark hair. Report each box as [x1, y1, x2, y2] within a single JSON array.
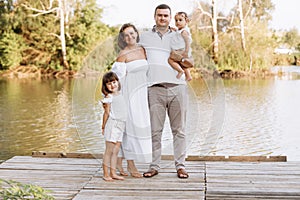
[[154, 4, 171, 16], [118, 23, 140, 50], [175, 12, 190, 22], [101, 71, 120, 95]]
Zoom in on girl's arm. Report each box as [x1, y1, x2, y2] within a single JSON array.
[[181, 30, 191, 58], [101, 102, 110, 134]]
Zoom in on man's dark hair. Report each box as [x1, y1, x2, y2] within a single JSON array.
[[154, 4, 171, 16]]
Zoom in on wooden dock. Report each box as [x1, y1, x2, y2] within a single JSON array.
[[0, 153, 299, 199]]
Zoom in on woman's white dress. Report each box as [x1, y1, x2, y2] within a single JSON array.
[[112, 59, 152, 163]]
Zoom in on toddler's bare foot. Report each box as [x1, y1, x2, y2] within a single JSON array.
[[186, 76, 192, 81], [111, 174, 125, 180], [176, 71, 184, 79], [102, 176, 114, 182]]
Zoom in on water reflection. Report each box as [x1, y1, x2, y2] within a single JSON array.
[[218, 79, 281, 156], [1, 73, 300, 162], [0, 79, 84, 161]]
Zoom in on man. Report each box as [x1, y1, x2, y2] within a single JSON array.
[[139, 4, 189, 179]]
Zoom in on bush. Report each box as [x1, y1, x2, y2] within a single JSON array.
[[0, 32, 25, 70], [0, 179, 54, 200]]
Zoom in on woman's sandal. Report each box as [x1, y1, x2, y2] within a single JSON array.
[[143, 169, 158, 178], [117, 165, 129, 176], [127, 165, 142, 178], [130, 172, 143, 178], [119, 170, 129, 176]]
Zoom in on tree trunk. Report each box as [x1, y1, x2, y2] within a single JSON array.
[[59, 0, 69, 70], [238, 0, 246, 51], [211, 0, 219, 64]]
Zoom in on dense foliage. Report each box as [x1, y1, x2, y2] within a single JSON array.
[[0, 0, 116, 71], [190, 0, 299, 71], [0, 0, 299, 73]]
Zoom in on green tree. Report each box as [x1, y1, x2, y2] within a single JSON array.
[[0, 0, 115, 71], [190, 0, 276, 71], [0, 0, 26, 70], [66, 0, 114, 70], [283, 28, 300, 49], [0, 31, 25, 70]]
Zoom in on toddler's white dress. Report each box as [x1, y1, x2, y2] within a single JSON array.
[[170, 26, 192, 57]]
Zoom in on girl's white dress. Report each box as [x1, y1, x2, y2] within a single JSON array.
[[102, 93, 127, 143], [112, 59, 152, 163]]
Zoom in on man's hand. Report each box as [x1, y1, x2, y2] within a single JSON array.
[[170, 50, 183, 62], [180, 57, 194, 69]]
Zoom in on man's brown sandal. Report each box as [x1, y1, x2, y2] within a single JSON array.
[[177, 168, 189, 179], [143, 169, 158, 178]]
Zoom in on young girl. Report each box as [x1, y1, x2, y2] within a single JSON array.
[[168, 11, 194, 81], [101, 71, 127, 181]]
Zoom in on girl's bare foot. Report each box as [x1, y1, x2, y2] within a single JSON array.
[[103, 176, 114, 182], [176, 71, 184, 79], [186, 76, 192, 81], [111, 174, 125, 180], [184, 69, 192, 81]]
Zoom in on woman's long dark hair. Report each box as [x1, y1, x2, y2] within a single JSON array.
[[117, 23, 140, 50]]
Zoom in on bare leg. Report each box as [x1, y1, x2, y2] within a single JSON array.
[[117, 157, 128, 176], [102, 141, 114, 181], [127, 160, 142, 178], [110, 142, 124, 180], [168, 57, 184, 79], [184, 68, 192, 81]]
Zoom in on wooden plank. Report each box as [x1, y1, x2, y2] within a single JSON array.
[[187, 156, 227, 161], [206, 194, 300, 200], [73, 190, 205, 200], [1, 156, 300, 200], [187, 155, 287, 162], [32, 151, 175, 160], [228, 155, 287, 162], [32, 152, 287, 162], [32, 151, 103, 159], [205, 161, 300, 199]]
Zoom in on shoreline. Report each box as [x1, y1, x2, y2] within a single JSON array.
[[0, 65, 279, 80]]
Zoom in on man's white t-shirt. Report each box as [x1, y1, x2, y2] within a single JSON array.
[[139, 27, 187, 86]]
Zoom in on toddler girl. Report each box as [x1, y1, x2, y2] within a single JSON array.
[[168, 11, 194, 81]]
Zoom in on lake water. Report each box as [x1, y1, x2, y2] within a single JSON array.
[[1, 67, 300, 162]]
